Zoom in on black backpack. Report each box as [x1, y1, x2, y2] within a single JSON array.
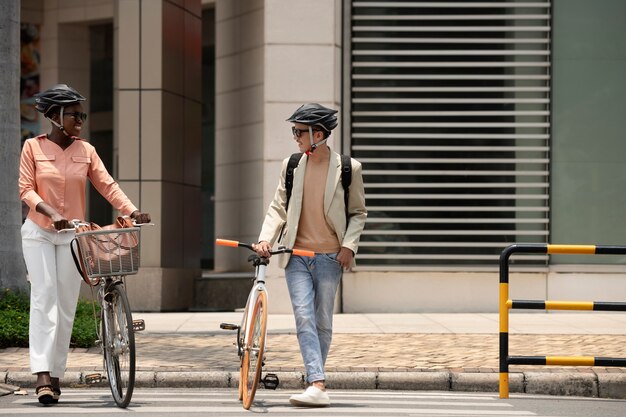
[[284, 153, 352, 222]]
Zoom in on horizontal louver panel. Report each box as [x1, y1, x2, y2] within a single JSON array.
[[348, 0, 551, 269]]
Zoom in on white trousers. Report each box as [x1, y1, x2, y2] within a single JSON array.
[[21, 219, 83, 378]]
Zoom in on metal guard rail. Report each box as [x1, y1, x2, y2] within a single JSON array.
[[499, 244, 626, 399]]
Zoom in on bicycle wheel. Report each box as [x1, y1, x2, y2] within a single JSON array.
[[241, 290, 268, 410], [102, 283, 136, 408]]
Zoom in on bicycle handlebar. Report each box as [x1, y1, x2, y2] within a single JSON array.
[[56, 218, 154, 233], [216, 239, 315, 257]]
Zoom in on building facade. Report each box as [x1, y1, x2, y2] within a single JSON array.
[[20, 0, 626, 312]]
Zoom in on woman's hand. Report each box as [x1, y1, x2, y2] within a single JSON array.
[[51, 214, 71, 231], [252, 241, 272, 258], [130, 211, 151, 224]]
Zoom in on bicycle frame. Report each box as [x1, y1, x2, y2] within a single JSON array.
[[217, 239, 313, 409], [239, 257, 268, 357]]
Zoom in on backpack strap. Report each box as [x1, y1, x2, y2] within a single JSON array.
[[340, 155, 352, 224], [285, 152, 303, 212]]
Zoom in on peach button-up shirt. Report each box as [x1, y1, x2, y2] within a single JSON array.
[[19, 134, 138, 230]]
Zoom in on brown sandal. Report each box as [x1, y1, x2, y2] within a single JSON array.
[[52, 387, 61, 403], [36, 385, 54, 405]]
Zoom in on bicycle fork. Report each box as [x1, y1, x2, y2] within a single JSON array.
[[84, 282, 145, 385]]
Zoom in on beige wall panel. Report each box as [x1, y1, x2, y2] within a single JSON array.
[[240, 47, 264, 88], [239, 85, 264, 125], [215, 54, 240, 94], [547, 273, 626, 302], [163, 1, 185, 95], [215, 17, 237, 58], [266, 0, 335, 44], [261, 160, 282, 207], [184, 9, 203, 102], [239, 160, 263, 200], [137, 181, 162, 266], [117, 90, 140, 179], [124, 267, 163, 311], [140, 0, 163, 89], [21, 0, 44, 24], [140, 90, 163, 180], [264, 272, 295, 313], [116, 180, 140, 214], [239, 0, 263, 14], [266, 45, 335, 102], [215, 91, 239, 129], [86, 2, 115, 22], [265, 104, 296, 158], [39, 38, 59, 76], [238, 122, 264, 163], [215, 0, 236, 21], [214, 200, 242, 266], [184, 99, 202, 186], [215, 163, 241, 201], [239, 196, 265, 240], [239, 8, 264, 50], [161, 91, 184, 183], [125, 267, 195, 311], [334, 45, 341, 103], [342, 272, 503, 313], [215, 127, 241, 165], [55, 5, 86, 23], [508, 273, 548, 301], [116, 0, 140, 88]]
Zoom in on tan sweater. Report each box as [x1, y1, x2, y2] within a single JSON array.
[[294, 155, 341, 253]]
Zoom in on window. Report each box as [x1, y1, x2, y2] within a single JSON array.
[[346, 1, 552, 270]]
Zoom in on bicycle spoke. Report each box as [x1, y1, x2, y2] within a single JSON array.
[[102, 284, 135, 408]]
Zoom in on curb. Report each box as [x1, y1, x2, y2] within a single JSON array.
[[4, 370, 626, 399]]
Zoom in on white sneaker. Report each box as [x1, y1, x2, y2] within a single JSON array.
[[289, 386, 330, 407]]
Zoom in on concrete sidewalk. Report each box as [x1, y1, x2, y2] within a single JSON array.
[[2, 312, 626, 399]]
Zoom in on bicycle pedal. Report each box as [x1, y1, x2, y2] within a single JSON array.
[[133, 319, 145, 331], [220, 323, 239, 331], [261, 373, 279, 390], [84, 373, 105, 384]]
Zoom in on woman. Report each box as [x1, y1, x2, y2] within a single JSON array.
[[19, 84, 151, 405]]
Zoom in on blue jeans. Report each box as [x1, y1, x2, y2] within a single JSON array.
[[285, 253, 343, 383]]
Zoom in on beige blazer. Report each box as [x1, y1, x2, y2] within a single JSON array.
[[258, 150, 367, 269]]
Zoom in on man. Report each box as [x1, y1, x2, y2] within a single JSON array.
[[253, 103, 367, 407]]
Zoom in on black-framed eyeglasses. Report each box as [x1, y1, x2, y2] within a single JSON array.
[[292, 126, 320, 138], [64, 112, 87, 122]]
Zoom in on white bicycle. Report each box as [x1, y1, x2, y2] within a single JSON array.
[[216, 239, 313, 410]]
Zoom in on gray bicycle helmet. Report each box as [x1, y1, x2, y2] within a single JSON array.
[[286, 103, 338, 135], [35, 84, 86, 117]]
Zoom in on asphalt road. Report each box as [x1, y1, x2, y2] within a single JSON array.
[[1, 388, 624, 416]]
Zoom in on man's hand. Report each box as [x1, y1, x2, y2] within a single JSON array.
[[252, 241, 272, 258], [336, 247, 354, 270]]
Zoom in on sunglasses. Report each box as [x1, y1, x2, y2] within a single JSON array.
[[64, 112, 88, 122], [292, 126, 321, 138]]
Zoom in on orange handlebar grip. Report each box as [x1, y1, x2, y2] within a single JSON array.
[[293, 248, 315, 257], [216, 239, 239, 247]]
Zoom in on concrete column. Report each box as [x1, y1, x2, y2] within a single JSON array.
[[115, 0, 202, 311], [213, 0, 342, 312]]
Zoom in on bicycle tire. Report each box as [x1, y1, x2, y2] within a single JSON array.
[[102, 283, 136, 408], [241, 290, 268, 410]]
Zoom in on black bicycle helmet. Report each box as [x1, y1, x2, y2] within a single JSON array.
[[286, 103, 338, 135], [35, 84, 86, 116]]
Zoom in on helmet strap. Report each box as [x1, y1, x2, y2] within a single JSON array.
[[307, 125, 328, 155], [47, 106, 71, 137]]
